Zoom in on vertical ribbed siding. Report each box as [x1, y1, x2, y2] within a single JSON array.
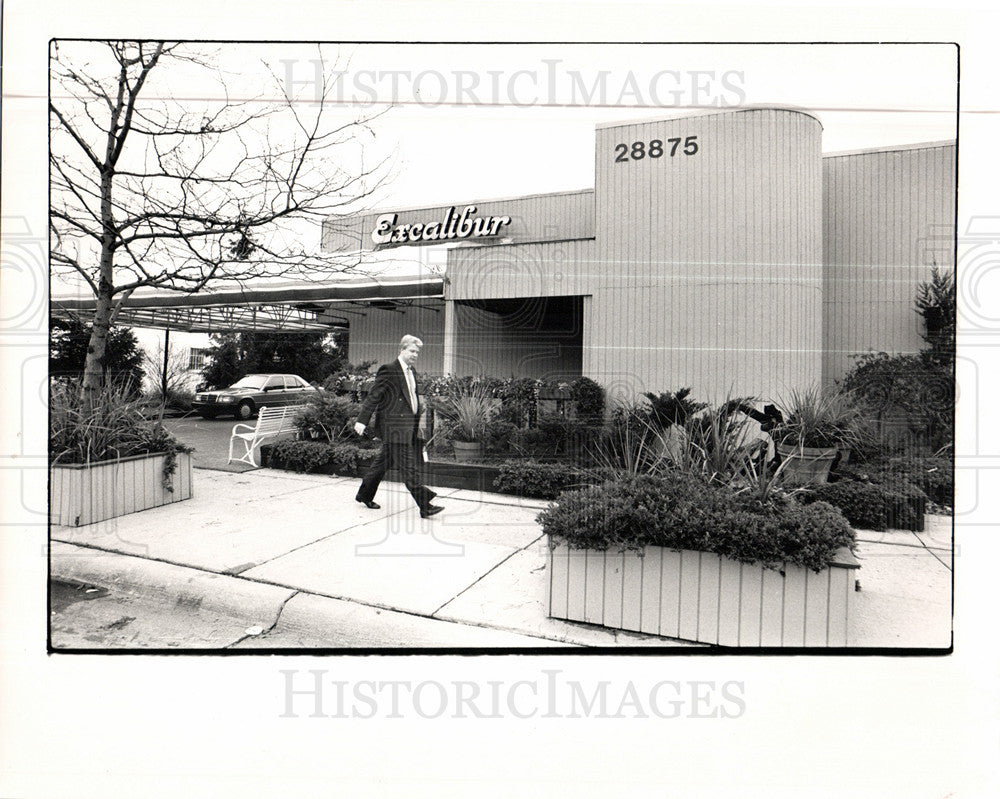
[[548, 541, 856, 646], [50, 453, 193, 527], [444, 109, 863, 401], [346, 302, 447, 374], [822, 143, 956, 383], [590, 109, 823, 403], [449, 108, 823, 400]]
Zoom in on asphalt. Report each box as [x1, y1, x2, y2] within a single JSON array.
[[48, 464, 954, 650]]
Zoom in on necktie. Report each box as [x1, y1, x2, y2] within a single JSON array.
[[405, 367, 418, 413]]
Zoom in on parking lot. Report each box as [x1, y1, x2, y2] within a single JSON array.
[[163, 413, 293, 471]]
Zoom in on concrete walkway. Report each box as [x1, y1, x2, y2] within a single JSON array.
[[48, 467, 953, 649]]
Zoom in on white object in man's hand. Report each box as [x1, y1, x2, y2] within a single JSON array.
[[354, 422, 366, 436]]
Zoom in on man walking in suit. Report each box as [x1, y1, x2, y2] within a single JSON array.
[[353, 335, 444, 518]]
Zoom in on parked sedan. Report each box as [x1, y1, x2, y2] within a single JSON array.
[[193, 374, 321, 420]]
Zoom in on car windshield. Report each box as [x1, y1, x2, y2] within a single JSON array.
[[230, 376, 267, 390]]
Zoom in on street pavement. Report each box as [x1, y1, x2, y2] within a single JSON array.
[[48, 465, 954, 650]]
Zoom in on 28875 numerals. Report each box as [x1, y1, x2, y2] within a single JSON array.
[[614, 136, 698, 163]]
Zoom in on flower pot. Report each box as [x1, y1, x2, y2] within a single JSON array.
[[452, 440, 484, 463], [777, 443, 839, 485]]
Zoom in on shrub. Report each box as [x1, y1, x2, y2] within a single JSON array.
[[496, 377, 539, 428], [142, 387, 194, 413], [266, 439, 379, 476], [493, 459, 613, 499], [805, 478, 927, 532], [294, 394, 361, 442], [431, 388, 499, 443], [569, 376, 605, 425], [889, 455, 953, 508], [840, 351, 953, 454], [537, 473, 855, 572], [642, 387, 706, 430], [483, 417, 519, 455], [324, 361, 377, 399], [590, 402, 673, 475]]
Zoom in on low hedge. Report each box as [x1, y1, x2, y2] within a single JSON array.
[[804, 478, 926, 532], [537, 473, 855, 572], [263, 440, 379, 476], [493, 459, 616, 499]]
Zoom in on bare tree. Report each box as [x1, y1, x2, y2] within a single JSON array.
[[142, 338, 197, 401], [50, 41, 391, 394]]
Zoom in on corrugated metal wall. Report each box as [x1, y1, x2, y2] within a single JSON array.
[[344, 302, 446, 373], [822, 143, 956, 383], [448, 108, 824, 403], [590, 109, 824, 403], [335, 109, 953, 405]]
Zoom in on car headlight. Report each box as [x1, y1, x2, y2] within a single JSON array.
[[219, 396, 235, 403], [195, 394, 205, 401]]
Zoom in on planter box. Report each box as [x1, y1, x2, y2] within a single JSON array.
[[50, 452, 193, 527], [547, 539, 860, 647], [424, 459, 503, 492]]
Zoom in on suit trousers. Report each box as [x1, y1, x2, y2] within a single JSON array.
[[356, 432, 435, 511]]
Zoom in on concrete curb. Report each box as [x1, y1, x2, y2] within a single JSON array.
[[49, 540, 562, 648], [50, 540, 296, 625]]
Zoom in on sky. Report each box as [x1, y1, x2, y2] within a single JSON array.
[[232, 42, 959, 209], [49, 40, 959, 292]]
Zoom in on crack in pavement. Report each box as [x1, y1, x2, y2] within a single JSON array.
[[225, 590, 301, 648]]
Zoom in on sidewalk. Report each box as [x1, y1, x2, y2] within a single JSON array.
[[48, 467, 953, 649]]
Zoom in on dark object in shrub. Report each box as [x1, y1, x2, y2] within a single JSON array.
[[569, 376, 605, 425], [886, 455, 953, 508], [264, 439, 379, 476], [805, 478, 926, 532], [538, 473, 855, 572]]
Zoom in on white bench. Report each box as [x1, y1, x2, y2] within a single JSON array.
[[227, 405, 304, 468]]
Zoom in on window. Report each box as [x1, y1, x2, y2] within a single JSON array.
[[188, 348, 209, 370]]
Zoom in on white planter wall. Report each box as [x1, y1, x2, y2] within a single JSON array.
[[547, 539, 859, 647], [50, 452, 193, 527]]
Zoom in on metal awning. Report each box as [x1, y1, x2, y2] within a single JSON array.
[[50, 274, 446, 333]]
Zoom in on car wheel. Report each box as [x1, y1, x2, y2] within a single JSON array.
[[236, 400, 255, 420]]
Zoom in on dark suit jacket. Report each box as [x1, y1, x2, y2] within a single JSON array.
[[356, 360, 422, 442]]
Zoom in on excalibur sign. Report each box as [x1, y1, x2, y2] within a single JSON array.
[[371, 205, 513, 246]]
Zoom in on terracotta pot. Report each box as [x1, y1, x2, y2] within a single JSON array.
[[776, 442, 839, 485], [452, 439, 484, 463]]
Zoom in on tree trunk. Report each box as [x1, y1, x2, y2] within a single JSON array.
[[81, 171, 116, 397]]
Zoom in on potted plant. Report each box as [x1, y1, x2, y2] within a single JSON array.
[[430, 388, 499, 462], [771, 387, 864, 485], [49, 380, 194, 526]]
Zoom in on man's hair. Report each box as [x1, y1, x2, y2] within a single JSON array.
[[399, 334, 423, 351]]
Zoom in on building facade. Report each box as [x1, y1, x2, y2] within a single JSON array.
[[324, 107, 955, 404]]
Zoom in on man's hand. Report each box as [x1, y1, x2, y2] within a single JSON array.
[[354, 422, 366, 436]]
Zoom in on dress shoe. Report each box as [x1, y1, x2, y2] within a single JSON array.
[[420, 504, 444, 518], [356, 498, 380, 509]]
